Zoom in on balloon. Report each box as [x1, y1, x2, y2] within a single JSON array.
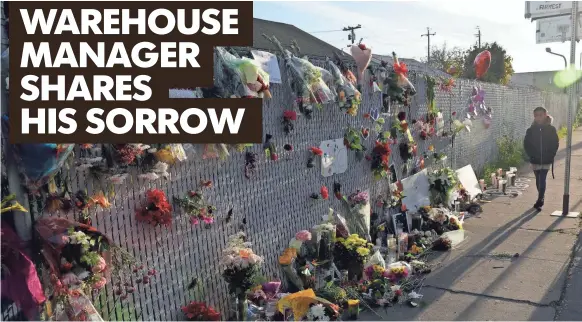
[[474, 50, 491, 79], [350, 44, 372, 85]]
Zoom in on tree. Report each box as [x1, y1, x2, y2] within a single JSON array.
[[462, 42, 514, 85], [421, 43, 465, 77]]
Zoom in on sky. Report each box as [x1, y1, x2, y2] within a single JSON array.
[[253, 0, 582, 73]]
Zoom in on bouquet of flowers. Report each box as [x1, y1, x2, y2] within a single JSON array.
[[344, 128, 366, 161], [35, 217, 112, 320], [384, 262, 410, 283], [215, 46, 271, 98], [305, 302, 340, 321], [263, 35, 333, 118], [361, 265, 391, 303], [135, 189, 173, 227], [181, 301, 221, 321], [334, 234, 374, 280], [381, 52, 416, 110], [221, 232, 264, 297], [279, 247, 305, 292], [276, 289, 340, 321], [173, 181, 215, 225], [370, 132, 392, 180], [339, 191, 371, 241], [326, 58, 361, 116], [428, 167, 459, 207]]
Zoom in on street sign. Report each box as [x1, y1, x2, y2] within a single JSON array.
[[525, 1, 581, 20], [536, 15, 582, 43]]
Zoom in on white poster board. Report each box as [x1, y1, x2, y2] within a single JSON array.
[[536, 15, 582, 43], [401, 169, 431, 213], [251, 50, 282, 84], [320, 138, 348, 177], [455, 164, 482, 200]]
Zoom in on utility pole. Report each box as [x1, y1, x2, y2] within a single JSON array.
[[475, 26, 482, 48], [421, 27, 436, 63], [343, 24, 362, 46]]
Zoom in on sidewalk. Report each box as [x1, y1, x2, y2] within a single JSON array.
[[363, 128, 582, 321]]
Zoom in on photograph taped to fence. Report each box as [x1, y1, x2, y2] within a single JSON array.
[[7, 1, 261, 144]]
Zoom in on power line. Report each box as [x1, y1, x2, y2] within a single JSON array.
[[308, 29, 344, 34], [421, 27, 436, 63]]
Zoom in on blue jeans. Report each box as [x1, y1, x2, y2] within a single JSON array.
[[534, 169, 549, 201]]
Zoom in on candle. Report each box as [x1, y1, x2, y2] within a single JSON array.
[[479, 179, 486, 191]]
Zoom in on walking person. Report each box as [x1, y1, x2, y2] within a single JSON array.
[[523, 107, 559, 211]]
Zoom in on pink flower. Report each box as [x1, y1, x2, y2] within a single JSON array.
[[203, 216, 214, 224], [190, 217, 200, 225], [92, 256, 107, 273], [92, 276, 107, 290], [295, 230, 312, 242], [61, 235, 70, 244]]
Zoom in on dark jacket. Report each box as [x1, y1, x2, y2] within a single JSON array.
[[523, 115, 559, 165]]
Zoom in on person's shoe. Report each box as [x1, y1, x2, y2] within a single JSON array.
[[533, 199, 544, 211]]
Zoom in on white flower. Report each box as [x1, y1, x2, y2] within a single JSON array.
[[390, 285, 401, 292], [139, 172, 159, 181], [307, 304, 328, 321]]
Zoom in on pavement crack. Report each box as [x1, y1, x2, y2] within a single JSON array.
[[518, 227, 578, 234], [424, 285, 553, 308], [463, 253, 567, 264]]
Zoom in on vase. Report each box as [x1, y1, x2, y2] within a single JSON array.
[[230, 293, 248, 321], [347, 261, 364, 281], [318, 230, 335, 263]]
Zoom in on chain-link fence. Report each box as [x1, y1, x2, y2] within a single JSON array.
[[0, 9, 570, 320]]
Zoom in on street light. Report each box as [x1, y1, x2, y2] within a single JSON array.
[[546, 47, 568, 69], [546, 47, 568, 93]]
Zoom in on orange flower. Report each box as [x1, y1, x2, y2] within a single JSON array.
[[90, 192, 111, 208], [239, 249, 251, 259]]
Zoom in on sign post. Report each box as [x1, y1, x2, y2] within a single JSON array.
[[551, 1, 580, 218]]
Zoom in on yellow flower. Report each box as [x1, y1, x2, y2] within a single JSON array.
[[356, 247, 370, 257], [347, 299, 359, 307]]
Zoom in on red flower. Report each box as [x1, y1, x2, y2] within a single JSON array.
[[363, 113, 371, 119], [365, 155, 372, 161], [320, 186, 329, 200], [309, 147, 323, 156], [182, 301, 221, 321], [283, 110, 297, 121], [271, 153, 279, 161], [201, 180, 213, 188], [136, 189, 172, 227], [393, 62, 408, 77], [452, 111, 457, 116]]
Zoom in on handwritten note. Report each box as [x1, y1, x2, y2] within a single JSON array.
[[251, 50, 282, 84], [320, 138, 348, 177]]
